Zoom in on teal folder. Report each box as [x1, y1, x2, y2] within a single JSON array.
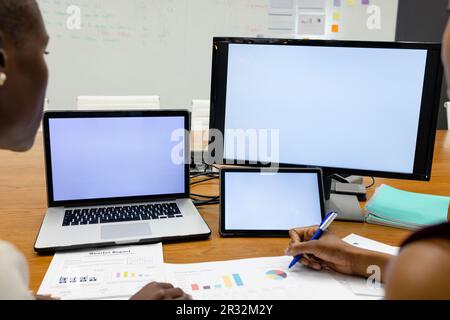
[[365, 184, 449, 230]]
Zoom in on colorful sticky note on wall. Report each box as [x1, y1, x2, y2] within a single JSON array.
[[346, 0, 356, 6], [332, 24, 339, 33], [362, 0, 370, 4], [334, 0, 341, 6], [333, 11, 341, 20]]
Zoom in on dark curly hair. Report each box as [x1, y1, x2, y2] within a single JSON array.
[[0, 0, 41, 45]]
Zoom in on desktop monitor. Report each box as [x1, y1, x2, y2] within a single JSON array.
[[209, 38, 443, 182]]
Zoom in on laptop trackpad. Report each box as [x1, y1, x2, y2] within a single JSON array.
[[101, 223, 151, 240]]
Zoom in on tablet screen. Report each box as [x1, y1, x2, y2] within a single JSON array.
[[223, 171, 324, 232]]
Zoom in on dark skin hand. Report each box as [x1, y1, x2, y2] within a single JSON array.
[[36, 282, 191, 300], [130, 282, 191, 300], [286, 226, 450, 299], [285, 226, 393, 282]]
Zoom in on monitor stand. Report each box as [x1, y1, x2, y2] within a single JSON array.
[[190, 151, 208, 174], [324, 174, 366, 222], [325, 194, 365, 222]]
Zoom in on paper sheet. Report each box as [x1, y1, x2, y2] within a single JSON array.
[[297, 0, 326, 35], [38, 243, 165, 300], [298, 0, 326, 12], [38, 235, 398, 300], [343, 234, 400, 256], [165, 256, 358, 300], [268, 0, 295, 33], [338, 234, 400, 298]]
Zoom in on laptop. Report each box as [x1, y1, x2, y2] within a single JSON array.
[[35, 110, 211, 253]]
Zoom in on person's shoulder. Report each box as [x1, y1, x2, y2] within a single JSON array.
[[0, 241, 34, 300], [0, 241, 26, 269], [385, 238, 450, 300], [0, 240, 20, 255]]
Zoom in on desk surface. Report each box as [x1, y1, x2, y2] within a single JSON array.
[[0, 131, 449, 293]]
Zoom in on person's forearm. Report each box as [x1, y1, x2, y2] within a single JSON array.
[[350, 248, 393, 283]]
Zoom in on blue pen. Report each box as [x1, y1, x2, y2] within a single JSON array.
[[288, 211, 338, 269]]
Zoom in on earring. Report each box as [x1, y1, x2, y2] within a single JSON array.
[[0, 73, 6, 86]]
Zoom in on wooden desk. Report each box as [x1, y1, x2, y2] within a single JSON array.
[[0, 131, 449, 293]]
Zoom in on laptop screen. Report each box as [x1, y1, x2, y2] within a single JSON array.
[[47, 115, 187, 203]]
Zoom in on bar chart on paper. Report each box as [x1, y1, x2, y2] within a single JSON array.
[[165, 256, 357, 300], [190, 273, 245, 292], [115, 271, 153, 279]]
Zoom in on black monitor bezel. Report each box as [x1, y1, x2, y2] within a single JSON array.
[[43, 110, 191, 208], [209, 37, 443, 181], [219, 167, 326, 237]]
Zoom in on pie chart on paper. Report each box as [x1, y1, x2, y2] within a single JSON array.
[[265, 270, 287, 280]]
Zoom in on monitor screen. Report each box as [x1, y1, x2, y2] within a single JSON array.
[[211, 39, 443, 180], [47, 115, 186, 203], [223, 171, 323, 231]]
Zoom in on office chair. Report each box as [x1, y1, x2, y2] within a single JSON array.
[[191, 99, 210, 131], [190, 99, 210, 167], [76, 96, 161, 111]]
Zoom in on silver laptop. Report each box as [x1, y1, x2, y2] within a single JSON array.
[[35, 110, 211, 253]]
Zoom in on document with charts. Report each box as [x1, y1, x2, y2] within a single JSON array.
[[165, 256, 358, 300], [38, 235, 390, 300], [38, 243, 165, 300]]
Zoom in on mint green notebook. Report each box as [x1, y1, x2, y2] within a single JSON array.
[[365, 214, 421, 230], [365, 185, 449, 227]]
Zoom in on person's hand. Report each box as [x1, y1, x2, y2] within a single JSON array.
[[130, 282, 191, 300], [285, 226, 360, 276]]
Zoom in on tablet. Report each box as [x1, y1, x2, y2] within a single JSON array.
[[220, 168, 325, 237]]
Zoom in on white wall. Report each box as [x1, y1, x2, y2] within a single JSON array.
[[38, 0, 398, 110]]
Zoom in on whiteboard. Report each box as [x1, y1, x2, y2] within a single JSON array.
[[38, 0, 398, 110]]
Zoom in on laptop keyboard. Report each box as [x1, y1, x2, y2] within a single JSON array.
[[62, 203, 183, 226]]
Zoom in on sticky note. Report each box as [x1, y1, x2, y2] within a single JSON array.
[[346, 0, 356, 6], [332, 24, 339, 33], [362, 0, 370, 4], [334, 0, 341, 6], [333, 11, 341, 20]]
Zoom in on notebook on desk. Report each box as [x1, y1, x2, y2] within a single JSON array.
[[365, 184, 449, 230]]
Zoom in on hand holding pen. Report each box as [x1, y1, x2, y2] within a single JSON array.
[[288, 211, 338, 269]]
